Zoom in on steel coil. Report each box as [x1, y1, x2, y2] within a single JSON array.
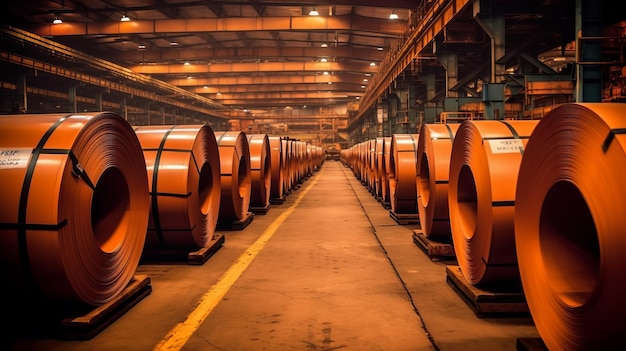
[[0, 112, 149, 305], [246, 133, 271, 211], [268, 136, 285, 202], [388, 134, 419, 214], [134, 125, 221, 249], [448, 120, 538, 287], [214, 131, 252, 224], [416, 123, 459, 242], [515, 103, 626, 351]]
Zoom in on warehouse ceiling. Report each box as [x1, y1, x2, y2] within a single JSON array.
[[0, 0, 417, 118]]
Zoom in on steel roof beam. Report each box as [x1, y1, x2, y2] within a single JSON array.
[[190, 82, 359, 93], [131, 61, 377, 74], [167, 75, 367, 86], [210, 91, 353, 100], [30, 14, 405, 37], [114, 46, 384, 62]]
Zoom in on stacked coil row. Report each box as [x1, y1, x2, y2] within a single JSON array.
[[0, 113, 323, 308], [341, 102, 626, 351]]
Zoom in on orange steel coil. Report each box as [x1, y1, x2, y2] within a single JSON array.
[[448, 119, 539, 287], [268, 136, 285, 201], [281, 138, 293, 193], [134, 125, 221, 249], [214, 131, 252, 224], [388, 134, 420, 214], [416, 123, 460, 242], [373, 137, 385, 199], [246, 133, 271, 211], [381, 136, 392, 204], [0, 112, 149, 306], [515, 103, 626, 351]]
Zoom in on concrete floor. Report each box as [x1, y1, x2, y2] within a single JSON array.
[[4, 160, 541, 351]]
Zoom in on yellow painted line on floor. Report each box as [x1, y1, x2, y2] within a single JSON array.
[[154, 167, 323, 351]]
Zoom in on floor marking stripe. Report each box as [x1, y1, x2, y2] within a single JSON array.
[[154, 168, 323, 351]]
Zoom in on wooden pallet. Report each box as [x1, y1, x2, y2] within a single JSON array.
[[218, 211, 255, 230], [250, 203, 271, 215], [516, 338, 548, 351], [412, 230, 455, 261], [140, 234, 225, 265], [188, 234, 225, 265], [445, 265, 529, 318], [270, 195, 286, 205], [389, 211, 420, 225], [58, 275, 152, 340]]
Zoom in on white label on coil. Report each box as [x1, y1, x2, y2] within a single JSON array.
[[487, 139, 524, 154], [0, 148, 33, 169]]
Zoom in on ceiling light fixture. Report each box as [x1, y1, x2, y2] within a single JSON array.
[[53, 15, 62, 24], [321, 43, 328, 48], [370, 62, 376, 66], [121, 14, 130, 22], [138, 43, 146, 50], [170, 41, 178, 46], [320, 58, 327, 62], [389, 10, 399, 20], [309, 8, 319, 16]]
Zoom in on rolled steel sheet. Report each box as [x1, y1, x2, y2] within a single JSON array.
[[372, 138, 383, 198], [134, 125, 221, 249], [246, 134, 271, 210], [364, 139, 376, 192], [448, 119, 539, 287], [214, 131, 252, 223], [388, 134, 420, 214], [281, 138, 291, 192], [381, 136, 392, 204], [515, 103, 626, 351], [0, 112, 149, 306], [268, 136, 285, 201], [416, 123, 459, 242]]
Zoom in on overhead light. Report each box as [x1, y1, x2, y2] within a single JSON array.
[[321, 43, 328, 48], [377, 47, 384, 51], [170, 41, 178, 46], [121, 15, 130, 22], [389, 10, 399, 20], [320, 58, 327, 63], [53, 16, 62, 24], [138, 43, 146, 50], [361, 85, 366, 88], [328, 81, 333, 84], [184, 61, 190, 66], [309, 8, 319, 16], [370, 62, 376, 66], [323, 71, 329, 75]]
